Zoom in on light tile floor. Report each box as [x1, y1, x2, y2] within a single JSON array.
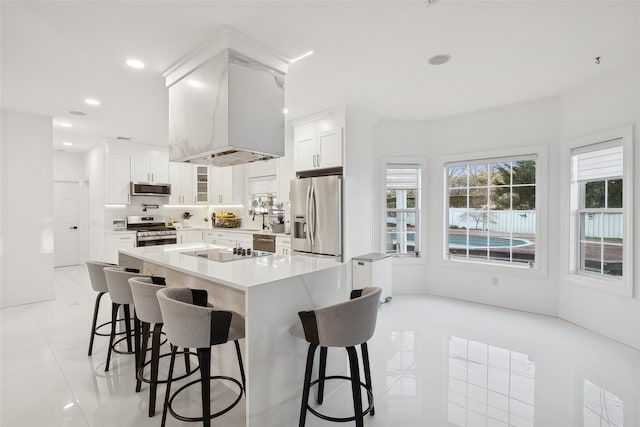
[[1, 265, 639, 426]]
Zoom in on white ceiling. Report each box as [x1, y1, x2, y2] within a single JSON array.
[[2, 1, 638, 153]]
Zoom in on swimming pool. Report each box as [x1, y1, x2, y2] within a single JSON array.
[[448, 234, 533, 249]]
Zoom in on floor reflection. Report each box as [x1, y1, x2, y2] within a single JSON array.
[[447, 336, 535, 427], [583, 379, 624, 427]]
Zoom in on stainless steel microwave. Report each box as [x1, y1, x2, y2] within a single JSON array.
[[130, 182, 171, 196]]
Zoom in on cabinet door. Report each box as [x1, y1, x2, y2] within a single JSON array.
[[106, 154, 131, 204], [176, 230, 187, 244], [195, 166, 210, 204], [186, 229, 203, 243], [149, 160, 169, 183], [130, 157, 150, 182], [210, 167, 233, 204], [294, 133, 317, 172], [104, 233, 136, 264], [168, 162, 182, 205], [318, 128, 343, 169], [181, 164, 196, 205]]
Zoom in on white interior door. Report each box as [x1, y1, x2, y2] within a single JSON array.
[[54, 182, 80, 267]]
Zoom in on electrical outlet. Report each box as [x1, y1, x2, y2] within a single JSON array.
[[492, 277, 499, 287]]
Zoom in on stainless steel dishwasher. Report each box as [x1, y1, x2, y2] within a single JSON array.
[[252, 234, 276, 253]]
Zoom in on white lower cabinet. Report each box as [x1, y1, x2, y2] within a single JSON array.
[[104, 232, 136, 264], [176, 229, 204, 243], [276, 235, 291, 255]]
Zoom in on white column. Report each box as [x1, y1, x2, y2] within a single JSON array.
[[0, 109, 55, 307]]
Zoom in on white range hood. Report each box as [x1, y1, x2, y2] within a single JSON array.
[[164, 29, 288, 167]]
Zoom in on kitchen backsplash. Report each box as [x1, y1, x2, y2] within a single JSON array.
[[105, 196, 244, 230]]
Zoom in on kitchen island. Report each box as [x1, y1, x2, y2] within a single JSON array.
[[118, 243, 348, 427]]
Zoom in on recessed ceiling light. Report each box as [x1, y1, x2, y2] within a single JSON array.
[[283, 108, 289, 114], [63, 142, 73, 146], [69, 110, 86, 116], [59, 122, 72, 128], [290, 50, 314, 63], [85, 98, 100, 106], [428, 54, 451, 66], [126, 58, 145, 69]]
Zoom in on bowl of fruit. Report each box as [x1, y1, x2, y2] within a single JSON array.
[[213, 211, 241, 228]]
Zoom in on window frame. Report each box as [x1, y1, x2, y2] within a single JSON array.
[[441, 145, 548, 275], [380, 157, 426, 262], [567, 125, 634, 297]]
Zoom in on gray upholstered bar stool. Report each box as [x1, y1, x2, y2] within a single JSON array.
[[86, 261, 123, 356], [129, 277, 196, 417], [157, 287, 246, 427], [103, 266, 148, 372], [292, 287, 381, 427]]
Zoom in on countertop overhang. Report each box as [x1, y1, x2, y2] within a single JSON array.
[[118, 243, 341, 291]]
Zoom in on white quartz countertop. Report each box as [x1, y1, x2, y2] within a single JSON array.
[[119, 243, 340, 291]]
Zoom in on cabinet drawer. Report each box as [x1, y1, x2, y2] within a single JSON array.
[[276, 236, 291, 246]]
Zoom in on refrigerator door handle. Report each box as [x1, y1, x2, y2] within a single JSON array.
[[310, 184, 316, 246], [305, 184, 312, 246]]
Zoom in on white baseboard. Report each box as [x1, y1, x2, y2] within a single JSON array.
[[559, 307, 640, 351], [0, 292, 56, 309]]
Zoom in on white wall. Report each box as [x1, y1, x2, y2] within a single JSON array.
[[0, 110, 55, 307], [375, 97, 561, 316], [373, 64, 640, 349], [557, 65, 640, 349]]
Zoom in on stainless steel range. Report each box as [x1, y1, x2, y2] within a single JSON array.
[[127, 215, 177, 247]]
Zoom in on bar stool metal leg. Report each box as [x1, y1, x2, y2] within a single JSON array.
[[161, 344, 178, 427], [198, 348, 212, 427], [361, 342, 375, 416], [149, 323, 163, 416], [317, 346, 327, 404], [136, 322, 151, 392], [234, 340, 246, 393], [346, 346, 364, 427], [88, 292, 106, 356], [123, 304, 133, 353], [105, 302, 120, 371], [299, 343, 317, 427]]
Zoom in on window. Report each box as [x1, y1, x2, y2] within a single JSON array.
[[445, 155, 537, 267], [248, 175, 278, 215], [386, 164, 420, 257], [569, 126, 633, 296], [575, 146, 623, 277]]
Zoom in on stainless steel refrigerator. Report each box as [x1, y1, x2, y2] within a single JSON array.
[[290, 175, 342, 260]]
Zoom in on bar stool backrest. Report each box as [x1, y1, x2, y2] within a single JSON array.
[[86, 261, 116, 293], [309, 287, 381, 348], [157, 287, 213, 349], [104, 267, 147, 305], [129, 277, 164, 325]]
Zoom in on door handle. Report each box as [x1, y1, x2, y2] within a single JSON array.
[[69, 226, 78, 230]]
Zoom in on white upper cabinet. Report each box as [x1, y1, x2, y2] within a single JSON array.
[[169, 162, 197, 205], [293, 113, 344, 173], [194, 165, 210, 204], [105, 154, 131, 204], [131, 156, 169, 183], [210, 167, 233, 204]]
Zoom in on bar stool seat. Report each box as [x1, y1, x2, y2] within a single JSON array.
[[103, 267, 148, 372], [86, 261, 132, 357], [157, 287, 246, 427], [292, 287, 381, 427]]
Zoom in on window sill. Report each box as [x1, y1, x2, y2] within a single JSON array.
[[439, 256, 547, 278], [390, 254, 426, 265]]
